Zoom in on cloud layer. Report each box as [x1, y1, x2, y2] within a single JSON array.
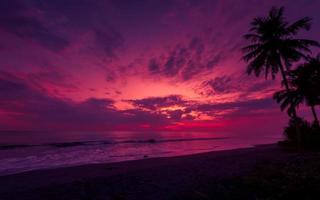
[[0, 0, 319, 133]]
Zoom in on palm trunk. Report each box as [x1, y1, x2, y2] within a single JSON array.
[[279, 60, 301, 148], [279, 63, 290, 90], [311, 105, 319, 126], [278, 61, 297, 118]]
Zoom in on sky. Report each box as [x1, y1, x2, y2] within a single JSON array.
[[0, 0, 319, 134]]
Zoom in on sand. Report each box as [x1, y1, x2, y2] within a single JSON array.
[[0, 144, 300, 200]]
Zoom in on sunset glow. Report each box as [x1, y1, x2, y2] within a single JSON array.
[[0, 0, 319, 134]]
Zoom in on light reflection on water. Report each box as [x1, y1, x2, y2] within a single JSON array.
[[0, 131, 281, 176]]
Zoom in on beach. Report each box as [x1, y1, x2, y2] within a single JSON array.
[[0, 131, 280, 176], [1, 1, 320, 199], [1, 144, 317, 200]]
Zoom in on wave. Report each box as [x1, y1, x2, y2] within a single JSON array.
[[0, 144, 33, 150], [0, 137, 227, 150]]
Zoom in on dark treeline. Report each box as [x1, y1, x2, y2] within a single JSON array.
[[242, 7, 320, 148]]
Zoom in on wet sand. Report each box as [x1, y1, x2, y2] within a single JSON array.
[[0, 144, 301, 199]]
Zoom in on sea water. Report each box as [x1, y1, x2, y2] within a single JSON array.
[[0, 131, 281, 176]]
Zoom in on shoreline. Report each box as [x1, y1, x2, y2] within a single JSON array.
[[0, 141, 278, 177], [0, 143, 275, 176], [0, 143, 301, 199], [4, 143, 319, 200]]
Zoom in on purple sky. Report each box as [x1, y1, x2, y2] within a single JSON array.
[[0, 0, 319, 135]]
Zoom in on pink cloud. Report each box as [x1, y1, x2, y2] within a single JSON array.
[[0, 0, 319, 134]]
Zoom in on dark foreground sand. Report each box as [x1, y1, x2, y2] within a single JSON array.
[[0, 144, 312, 200]]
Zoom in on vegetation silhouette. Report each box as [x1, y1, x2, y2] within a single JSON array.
[[242, 6, 319, 119], [274, 55, 320, 126], [242, 6, 320, 149]]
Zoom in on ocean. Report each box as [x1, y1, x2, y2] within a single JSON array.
[[0, 131, 281, 176]]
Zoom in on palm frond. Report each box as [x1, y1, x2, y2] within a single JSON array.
[[243, 34, 262, 42], [241, 43, 262, 53], [295, 39, 320, 48], [286, 17, 312, 35], [273, 89, 302, 116], [242, 48, 263, 62], [241, 6, 318, 89], [269, 6, 284, 20], [246, 52, 267, 77]]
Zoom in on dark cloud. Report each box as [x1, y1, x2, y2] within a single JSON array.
[[0, 70, 281, 130], [0, 71, 169, 130], [126, 95, 188, 110], [95, 28, 124, 59], [148, 58, 160, 73], [107, 0, 173, 27], [148, 37, 223, 81], [167, 109, 184, 120], [196, 98, 277, 118], [27, 70, 77, 90], [127, 94, 278, 121], [206, 55, 221, 69], [203, 76, 233, 94], [28, 71, 66, 83], [105, 71, 117, 82], [197, 98, 271, 111], [247, 80, 275, 92], [81, 98, 114, 108], [126, 95, 195, 121], [0, 72, 30, 100], [200, 75, 277, 97], [35, 0, 99, 27], [189, 37, 204, 55], [0, 0, 69, 52]]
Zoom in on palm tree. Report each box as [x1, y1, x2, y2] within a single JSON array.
[[274, 55, 320, 126], [242, 6, 320, 118], [273, 89, 301, 117], [274, 88, 319, 127], [290, 55, 320, 125]]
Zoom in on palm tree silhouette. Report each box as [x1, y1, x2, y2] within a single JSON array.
[[274, 55, 320, 126], [273, 89, 300, 117], [242, 7, 320, 118]]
